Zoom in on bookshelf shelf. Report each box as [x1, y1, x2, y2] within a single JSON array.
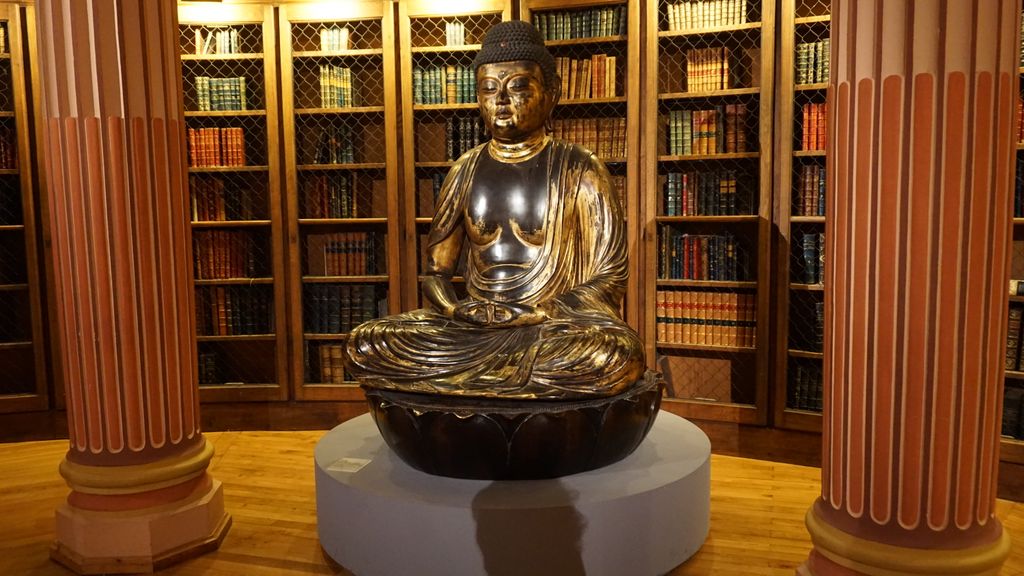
[[791, 215, 825, 223], [183, 110, 267, 118], [544, 34, 627, 47], [794, 15, 830, 25], [194, 278, 275, 286], [181, 53, 265, 61], [790, 283, 824, 291], [294, 106, 386, 115], [0, 341, 33, 350], [657, 342, 757, 353], [415, 160, 456, 168], [658, 152, 760, 162], [1009, 295, 1024, 303], [658, 88, 761, 100], [1005, 369, 1024, 381], [0, 5, 49, 414], [795, 82, 828, 91], [558, 96, 628, 106], [188, 165, 270, 173], [292, 48, 383, 58], [412, 103, 479, 111], [303, 333, 351, 341], [793, 150, 826, 157], [298, 217, 389, 226], [656, 279, 757, 289], [658, 22, 762, 38], [179, 3, 289, 403], [296, 163, 387, 171], [410, 44, 483, 53], [1013, 218, 1024, 225], [789, 349, 824, 359], [656, 215, 758, 223], [301, 275, 390, 283], [1002, 438, 1024, 465], [196, 335, 278, 343], [191, 219, 273, 228]]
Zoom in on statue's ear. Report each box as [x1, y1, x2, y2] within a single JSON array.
[[549, 75, 561, 107]]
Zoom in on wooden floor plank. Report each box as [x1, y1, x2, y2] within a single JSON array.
[[0, 431, 1020, 575]]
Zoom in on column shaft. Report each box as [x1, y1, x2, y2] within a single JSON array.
[[804, 1, 1017, 574], [37, 1, 229, 572]]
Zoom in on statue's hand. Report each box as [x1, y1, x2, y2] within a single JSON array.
[[488, 302, 548, 327], [453, 300, 494, 325], [453, 300, 548, 327]]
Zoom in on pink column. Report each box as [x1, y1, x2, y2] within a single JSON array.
[[38, 1, 230, 573], [801, 1, 1016, 574]]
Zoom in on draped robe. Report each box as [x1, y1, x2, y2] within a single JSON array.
[[346, 140, 645, 400]]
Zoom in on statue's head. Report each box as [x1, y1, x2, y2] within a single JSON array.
[[472, 21, 560, 143]]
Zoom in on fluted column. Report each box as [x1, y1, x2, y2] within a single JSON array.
[[800, 1, 1017, 574], [38, 1, 229, 573]]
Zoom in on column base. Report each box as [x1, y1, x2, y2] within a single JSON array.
[[800, 506, 1011, 576], [51, 478, 230, 575]]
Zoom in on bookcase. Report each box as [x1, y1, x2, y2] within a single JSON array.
[[771, 0, 828, 433], [279, 1, 401, 401], [396, 0, 511, 311], [1001, 13, 1024, 465], [643, 0, 775, 425], [177, 4, 288, 403], [0, 4, 46, 414], [519, 0, 642, 330]]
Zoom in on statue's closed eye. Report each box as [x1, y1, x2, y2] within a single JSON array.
[[511, 219, 545, 247]]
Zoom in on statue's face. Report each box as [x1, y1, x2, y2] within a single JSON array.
[[477, 61, 555, 142]]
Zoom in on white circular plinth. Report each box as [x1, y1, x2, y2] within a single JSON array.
[[315, 411, 710, 576]]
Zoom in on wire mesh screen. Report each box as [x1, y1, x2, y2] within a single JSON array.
[[294, 112, 386, 165], [0, 29, 12, 114], [181, 21, 278, 388], [189, 173, 268, 222], [301, 229, 386, 276], [0, 346, 35, 393], [787, 356, 822, 411], [654, 0, 763, 406], [0, 232, 25, 284], [0, 285, 29, 341], [300, 167, 388, 219], [786, 3, 829, 410], [794, 0, 830, 20], [410, 14, 502, 48], [197, 340, 276, 385], [290, 16, 393, 387], [407, 12, 501, 302], [0, 172, 21, 225]]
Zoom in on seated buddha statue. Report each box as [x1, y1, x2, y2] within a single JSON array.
[[346, 21, 648, 403]]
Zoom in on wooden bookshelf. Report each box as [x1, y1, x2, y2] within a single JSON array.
[[644, 0, 775, 425], [1002, 10, 1024, 464], [520, 0, 642, 330], [0, 5, 47, 414], [178, 4, 289, 402], [280, 2, 401, 399], [397, 0, 511, 310], [771, 0, 828, 434]]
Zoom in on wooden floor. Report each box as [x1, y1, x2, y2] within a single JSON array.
[[1, 431, 1022, 576]]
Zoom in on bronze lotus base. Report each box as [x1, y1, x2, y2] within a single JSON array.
[[362, 372, 664, 480]]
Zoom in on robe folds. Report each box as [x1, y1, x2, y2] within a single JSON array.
[[346, 140, 645, 399]]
